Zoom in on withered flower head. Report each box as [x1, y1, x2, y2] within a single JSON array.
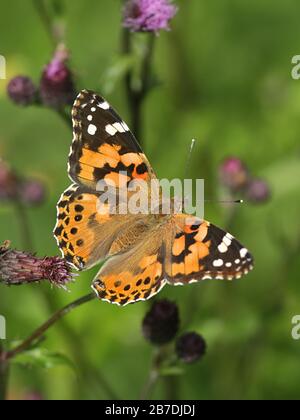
[[0, 241, 74, 290]]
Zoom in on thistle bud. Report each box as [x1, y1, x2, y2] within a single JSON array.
[[219, 157, 250, 192], [40, 46, 76, 108], [245, 178, 271, 204], [176, 332, 207, 364], [142, 299, 180, 345], [7, 76, 37, 106]]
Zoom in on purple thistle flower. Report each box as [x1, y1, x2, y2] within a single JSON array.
[[123, 0, 178, 33], [40, 46, 76, 108], [246, 178, 271, 204], [19, 179, 46, 206], [7, 76, 37, 106], [0, 241, 74, 290], [219, 157, 250, 192]]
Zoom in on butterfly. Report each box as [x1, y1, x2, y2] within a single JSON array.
[[54, 90, 254, 306]]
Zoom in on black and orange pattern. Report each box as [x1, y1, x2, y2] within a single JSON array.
[[54, 90, 254, 306]]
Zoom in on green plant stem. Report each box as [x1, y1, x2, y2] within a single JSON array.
[[139, 346, 168, 400], [32, 0, 57, 47], [14, 200, 34, 252], [55, 107, 73, 130], [6, 293, 96, 360], [122, 30, 155, 145], [3, 292, 118, 399], [164, 376, 180, 400], [32, 0, 65, 47], [42, 293, 119, 400]]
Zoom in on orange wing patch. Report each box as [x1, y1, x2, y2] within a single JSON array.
[[92, 251, 166, 306], [54, 185, 110, 269]]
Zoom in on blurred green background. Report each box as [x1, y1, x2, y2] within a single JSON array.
[[1, 0, 300, 400]]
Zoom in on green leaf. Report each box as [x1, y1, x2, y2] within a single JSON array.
[[12, 347, 76, 371], [159, 366, 185, 377]]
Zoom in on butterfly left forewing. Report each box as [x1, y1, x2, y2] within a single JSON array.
[[54, 184, 140, 270]]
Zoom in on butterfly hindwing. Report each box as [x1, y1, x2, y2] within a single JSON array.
[[92, 227, 169, 306]]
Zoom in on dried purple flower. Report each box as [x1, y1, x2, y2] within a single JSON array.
[[7, 76, 37, 106], [219, 157, 250, 192], [123, 0, 178, 33], [19, 179, 46, 206], [246, 178, 271, 204], [176, 332, 206, 364], [40, 46, 76, 108], [142, 299, 180, 345], [0, 242, 74, 290]]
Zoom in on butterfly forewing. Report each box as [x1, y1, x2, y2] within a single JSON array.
[[69, 90, 156, 188], [167, 215, 254, 284]]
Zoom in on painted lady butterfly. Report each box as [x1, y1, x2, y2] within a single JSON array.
[[54, 90, 254, 306]]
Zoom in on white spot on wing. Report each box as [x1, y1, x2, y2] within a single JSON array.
[[218, 242, 228, 253], [240, 248, 248, 259], [223, 234, 232, 247], [113, 122, 126, 133], [105, 124, 117, 136], [213, 259, 224, 267], [88, 124, 97, 135], [98, 101, 110, 110]]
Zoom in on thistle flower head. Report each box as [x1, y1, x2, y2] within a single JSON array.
[[219, 157, 250, 192], [0, 160, 46, 206], [40, 45, 76, 108], [176, 332, 207, 364], [19, 179, 46, 206], [142, 299, 180, 345], [7, 76, 37, 106], [123, 0, 178, 33], [0, 242, 74, 290], [246, 178, 271, 204]]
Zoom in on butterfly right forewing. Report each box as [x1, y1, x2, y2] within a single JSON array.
[[167, 214, 254, 284]]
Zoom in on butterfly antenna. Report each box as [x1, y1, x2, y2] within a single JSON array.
[[204, 199, 244, 204], [184, 138, 197, 179]]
